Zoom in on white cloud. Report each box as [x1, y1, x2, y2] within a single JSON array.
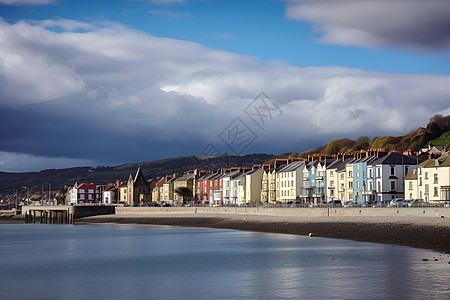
[[285, 0, 450, 52], [0, 18, 449, 170], [0, 0, 55, 5]]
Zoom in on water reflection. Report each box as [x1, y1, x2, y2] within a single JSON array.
[[0, 224, 448, 299]]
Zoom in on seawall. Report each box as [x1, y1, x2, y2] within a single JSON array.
[[115, 206, 449, 218]]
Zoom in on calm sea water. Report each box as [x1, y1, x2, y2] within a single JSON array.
[[0, 224, 449, 299]]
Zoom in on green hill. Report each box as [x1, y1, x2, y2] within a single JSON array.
[[299, 114, 450, 157]]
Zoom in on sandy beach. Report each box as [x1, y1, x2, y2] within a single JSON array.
[[75, 213, 450, 254]]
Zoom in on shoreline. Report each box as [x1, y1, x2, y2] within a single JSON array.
[[75, 213, 450, 254]]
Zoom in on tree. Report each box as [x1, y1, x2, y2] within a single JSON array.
[[56, 185, 69, 205], [174, 187, 193, 204], [356, 136, 370, 144]]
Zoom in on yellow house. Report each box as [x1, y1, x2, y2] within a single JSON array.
[[276, 161, 305, 203], [404, 169, 418, 200], [173, 173, 194, 205], [417, 154, 450, 203], [119, 182, 128, 204]]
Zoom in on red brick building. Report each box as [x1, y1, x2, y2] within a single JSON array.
[[77, 183, 96, 203]]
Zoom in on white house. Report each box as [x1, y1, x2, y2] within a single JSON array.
[[366, 153, 418, 202], [221, 171, 241, 205]]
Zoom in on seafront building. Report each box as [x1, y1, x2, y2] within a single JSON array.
[[366, 153, 419, 202], [353, 156, 377, 204], [173, 173, 195, 205], [222, 171, 241, 205], [415, 154, 450, 203], [56, 150, 450, 207], [244, 168, 264, 204], [273, 161, 304, 203]]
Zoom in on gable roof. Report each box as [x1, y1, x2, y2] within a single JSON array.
[[420, 153, 450, 168], [174, 173, 195, 182], [278, 161, 305, 173], [404, 169, 418, 180], [134, 167, 147, 183], [369, 152, 420, 166]]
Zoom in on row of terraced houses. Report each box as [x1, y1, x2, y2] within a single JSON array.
[[66, 146, 450, 206]]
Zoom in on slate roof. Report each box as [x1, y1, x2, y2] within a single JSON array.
[[420, 153, 450, 168], [369, 152, 420, 166], [222, 170, 241, 179], [174, 173, 195, 182], [278, 161, 305, 173], [404, 169, 418, 180]]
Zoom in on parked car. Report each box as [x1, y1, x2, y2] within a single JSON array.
[[374, 200, 390, 207], [291, 201, 304, 207], [408, 199, 424, 207], [389, 198, 404, 207], [327, 200, 342, 207], [162, 203, 173, 207], [362, 200, 376, 207]]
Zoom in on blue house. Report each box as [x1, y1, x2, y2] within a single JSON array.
[[353, 156, 377, 203]]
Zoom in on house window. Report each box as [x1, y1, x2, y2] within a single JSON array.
[[356, 171, 360, 178], [330, 171, 334, 177], [409, 182, 413, 190], [340, 174, 344, 180], [349, 182, 353, 189], [377, 181, 381, 192], [88, 194, 92, 200], [330, 180, 334, 187], [433, 187, 438, 197], [390, 167, 395, 175], [434, 174, 438, 184], [80, 194, 85, 200], [331, 190, 334, 196], [79, 189, 84, 193], [88, 189, 94, 193], [356, 181, 360, 189], [419, 177, 422, 186], [390, 181, 395, 191], [425, 172, 429, 180], [425, 184, 429, 195], [369, 181, 373, 191], [349, 171, 353, 177]]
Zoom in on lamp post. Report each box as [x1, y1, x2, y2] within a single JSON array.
[[21, 186, 29, 205], [42, 183, 51, 206]]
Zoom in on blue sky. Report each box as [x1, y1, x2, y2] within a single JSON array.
[[0, 0, 449, 171]]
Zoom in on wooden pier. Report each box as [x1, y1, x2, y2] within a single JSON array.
[[22, 205, 115, 224]]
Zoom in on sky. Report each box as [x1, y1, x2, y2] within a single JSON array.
[[0, 0, 449, 172]]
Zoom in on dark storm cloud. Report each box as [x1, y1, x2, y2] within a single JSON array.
[[286, 0, 450, 52]]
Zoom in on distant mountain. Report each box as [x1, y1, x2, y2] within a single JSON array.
[[298, 114, 450, 157], [0, 154, 275, 193]]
